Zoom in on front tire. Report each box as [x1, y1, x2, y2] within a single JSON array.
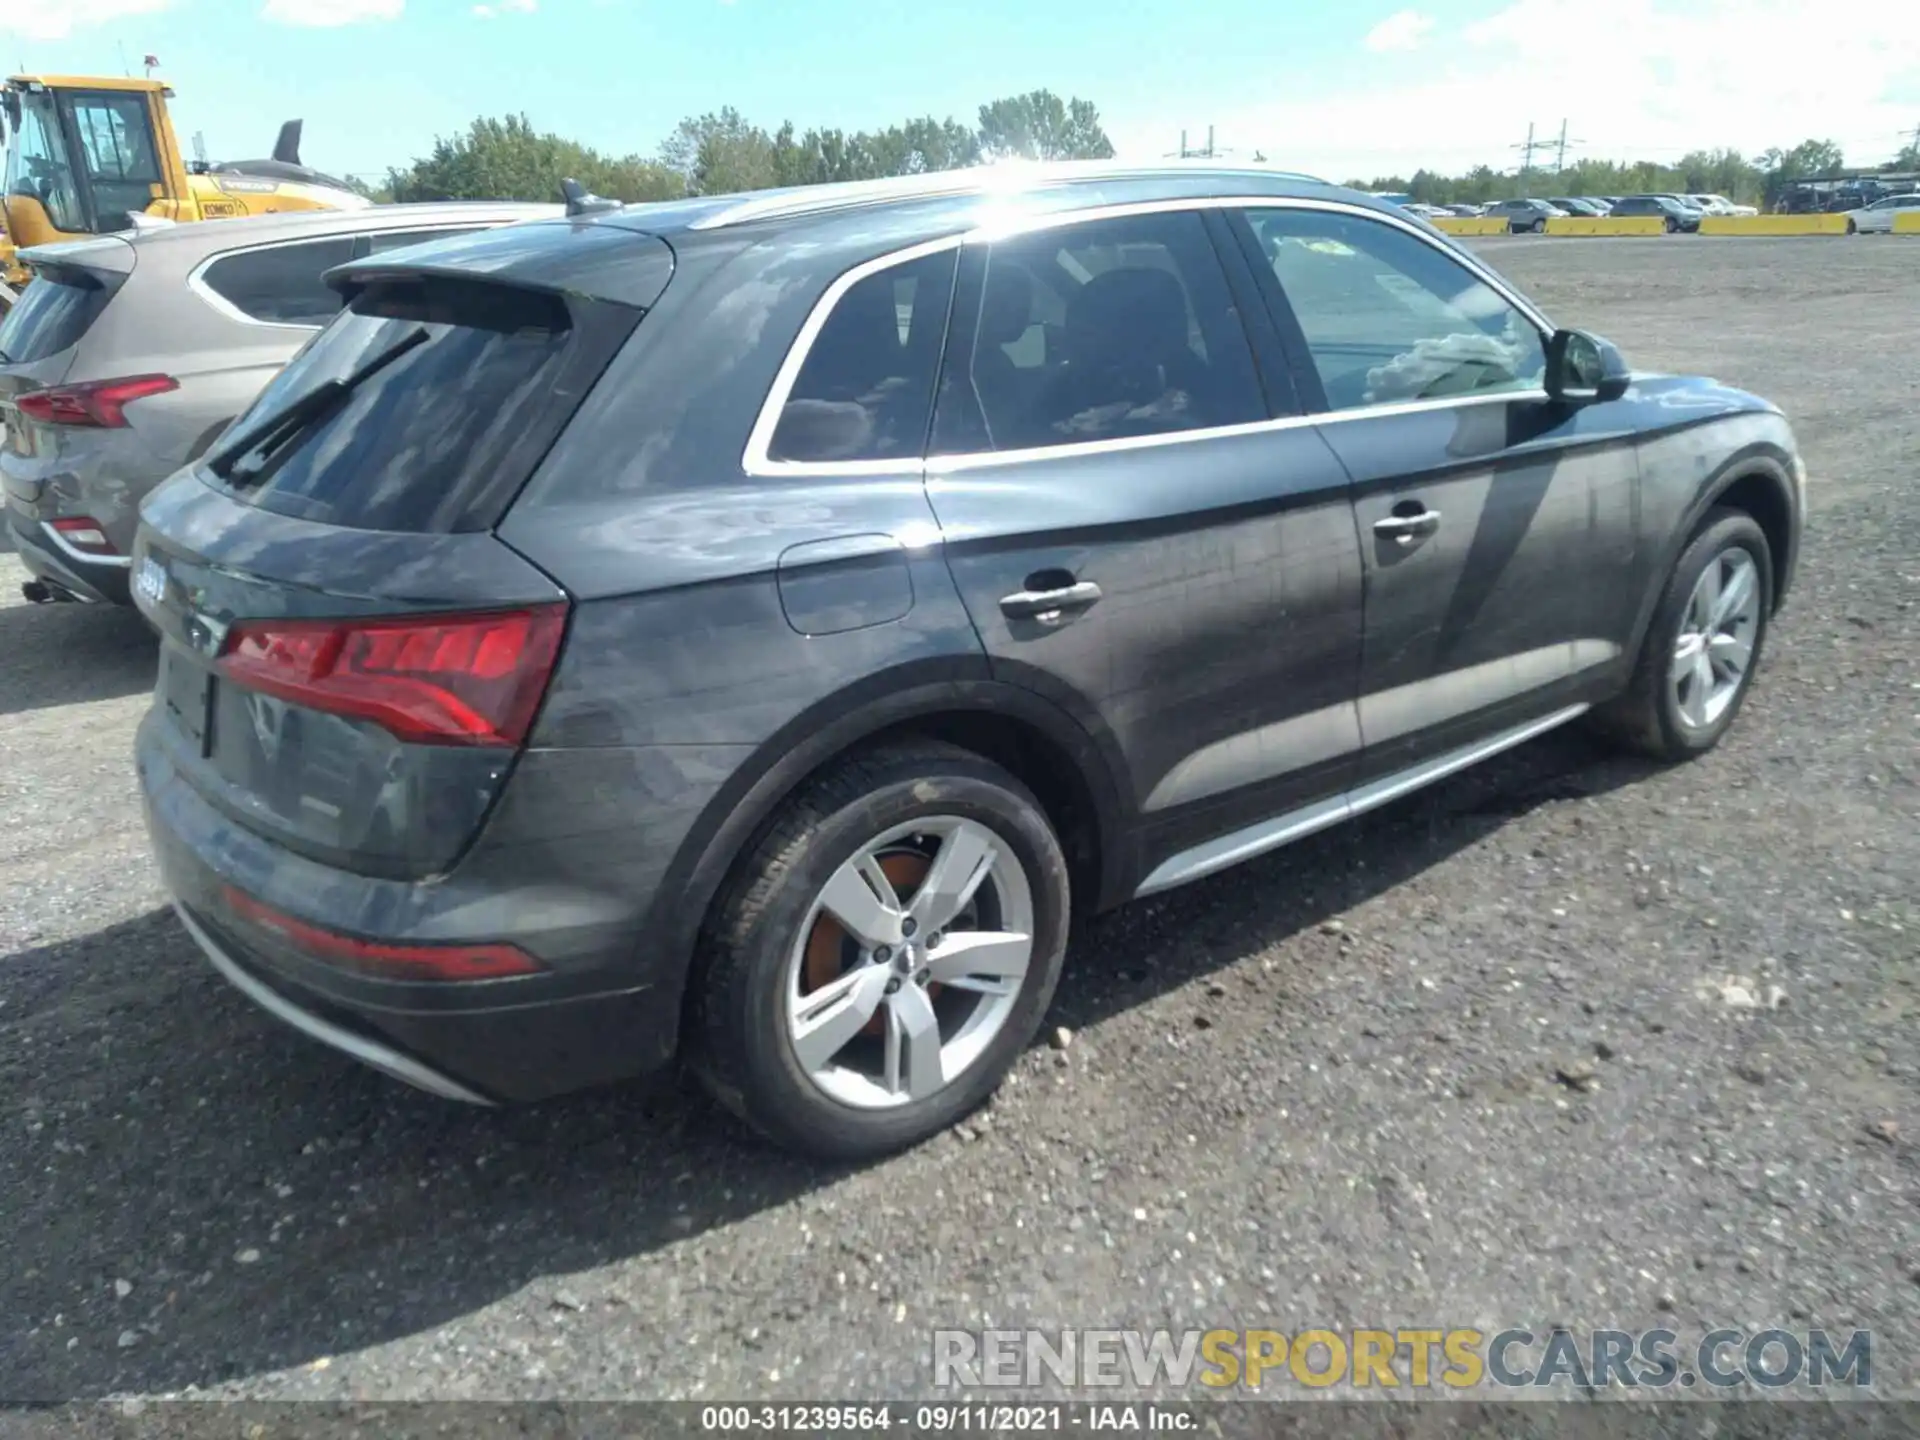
[[689, 741, 1071, 1159], [1590, 507, 1772, 762]]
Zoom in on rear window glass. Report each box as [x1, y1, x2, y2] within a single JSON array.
[[199, 237, 356, 326], [768, 249, 956, 464], [0, 266, 117, 364], [208, 275, 612, 533]]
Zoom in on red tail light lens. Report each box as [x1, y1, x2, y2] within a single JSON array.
[[17, 374, 177, 429], [50, 516, 119, 555], [217, 605, 566, 747], [221, 886, 542, 981]]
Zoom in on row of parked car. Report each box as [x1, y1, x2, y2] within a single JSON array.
[[1399, 193, 1757, 233], [0, 164, 1805, 1157], [1402, 189, 1920, 234]]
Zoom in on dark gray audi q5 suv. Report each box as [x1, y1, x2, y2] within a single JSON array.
[[131, 163, 1804, 1158]]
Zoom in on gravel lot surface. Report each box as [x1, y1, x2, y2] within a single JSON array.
[[1, 236, 1914, 1407]]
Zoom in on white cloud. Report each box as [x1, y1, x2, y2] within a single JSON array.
[[472, 0, 534, 17], [1115, 0, 1920, 181], [261, 0, 401, 25], [1364, 9, 1436, 53], [0, 0, 168, 41]]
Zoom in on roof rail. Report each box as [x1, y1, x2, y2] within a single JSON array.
[[688, 160, 1334, 231]]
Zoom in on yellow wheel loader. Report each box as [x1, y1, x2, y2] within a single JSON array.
[[0, 75, 368, 309]]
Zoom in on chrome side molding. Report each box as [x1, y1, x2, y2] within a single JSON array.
[[1135, 702, 1590, 897]]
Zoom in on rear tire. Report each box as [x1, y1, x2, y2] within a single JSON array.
[[1845, 219, 1858, 235], [688, 741, 1070, 1159], [1589, 507, 1772, 762]]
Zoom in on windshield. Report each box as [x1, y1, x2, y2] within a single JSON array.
[[4, 91, 84, 233]]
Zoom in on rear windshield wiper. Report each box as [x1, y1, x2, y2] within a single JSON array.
[[210, 326, 430, 486]]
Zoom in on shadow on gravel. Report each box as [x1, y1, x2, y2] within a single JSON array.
[[1049, 725, 1662, 1040], [2, 729, 1660, 1401], [0, 598, 155, 716]]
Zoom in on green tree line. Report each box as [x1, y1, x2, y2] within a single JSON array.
[[1349, 138, 1901, 210], [379, 103, 1915, 211], [381, 90, 1114, 204]]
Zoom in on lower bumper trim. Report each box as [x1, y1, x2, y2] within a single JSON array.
[[172, 902, 497, 1107]]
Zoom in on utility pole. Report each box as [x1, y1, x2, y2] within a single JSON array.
[[1512, 122, 1540, 193], [1167, 126, 1221, 160]]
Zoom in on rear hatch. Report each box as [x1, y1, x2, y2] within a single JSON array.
[[0, 236, 135, 498], [133, 218, 673, 878]]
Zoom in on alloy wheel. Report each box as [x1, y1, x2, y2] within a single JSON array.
[[1670, 547, 1760, 731], [784, 816, 1034, 1110]]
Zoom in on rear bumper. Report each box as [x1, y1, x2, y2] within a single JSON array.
[[5, 509, 130, 603], [172, 902, 495, 1105], [138, 709, 687, 1103]]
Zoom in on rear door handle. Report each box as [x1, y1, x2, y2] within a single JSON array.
[[1373, 509, 1442, 544], [999, 580, 1102, 619]]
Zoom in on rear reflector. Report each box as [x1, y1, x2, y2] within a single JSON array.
[[50, 517, 118, 555], [17, 374, 177, 428], [217, 605, 566, 747], [221, 885, 543, 982]]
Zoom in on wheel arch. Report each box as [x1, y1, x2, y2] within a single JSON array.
[[640, 659, 1134, 1027], [1624, 443, 1798, 671]]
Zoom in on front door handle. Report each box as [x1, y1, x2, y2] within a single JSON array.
[[1373, 508, 1442, 545], [1000, 579, 1102, 620]]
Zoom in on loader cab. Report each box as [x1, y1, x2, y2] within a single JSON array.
[[2, 78, 183, 242]]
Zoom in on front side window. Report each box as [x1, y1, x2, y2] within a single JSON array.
[[767, 249, 957, 464], [933, 209, 1266, 455], [1246, 207, 1546, 411], [4, 92, 83, 233], [199, 238, 356, 326]]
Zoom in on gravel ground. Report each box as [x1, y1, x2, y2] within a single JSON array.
[[0, 237, 1914, 1407]]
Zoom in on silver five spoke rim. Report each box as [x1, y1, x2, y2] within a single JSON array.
[[1672, 546, 1759, 731], [786, 816, 1034, 1111]]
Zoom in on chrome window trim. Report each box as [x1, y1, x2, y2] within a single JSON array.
[[739, 234, 965, 476], [742, 195, 1557, 479], [186, 224, 495, 331]]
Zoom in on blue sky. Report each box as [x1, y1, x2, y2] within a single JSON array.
[[16, 0, 1920, 185]]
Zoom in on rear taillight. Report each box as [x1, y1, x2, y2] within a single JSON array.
[[16, 374, 177, 429], [221, 886, 542, 981], [217, 605, 566, 747], [50, 516, 119, 555]]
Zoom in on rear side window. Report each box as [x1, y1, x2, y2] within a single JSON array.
[[198, 238, 356, 326], [932, 209, 1267, 455], [0, 266, 118, 363], [768, 248, 956, 464], [208, 274, 636, 533]]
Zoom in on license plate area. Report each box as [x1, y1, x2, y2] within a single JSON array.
[[158, 647, 215, 756]]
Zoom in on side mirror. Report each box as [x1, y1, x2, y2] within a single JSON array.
[[1545, 328, 1631, 403]]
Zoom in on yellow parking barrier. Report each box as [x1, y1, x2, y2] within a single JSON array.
[[1542, 216, 1667, 236], [1698, 214, 1850, 235], [1894, 212, 1920, 234], [1431, 217, 1511, 236]]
